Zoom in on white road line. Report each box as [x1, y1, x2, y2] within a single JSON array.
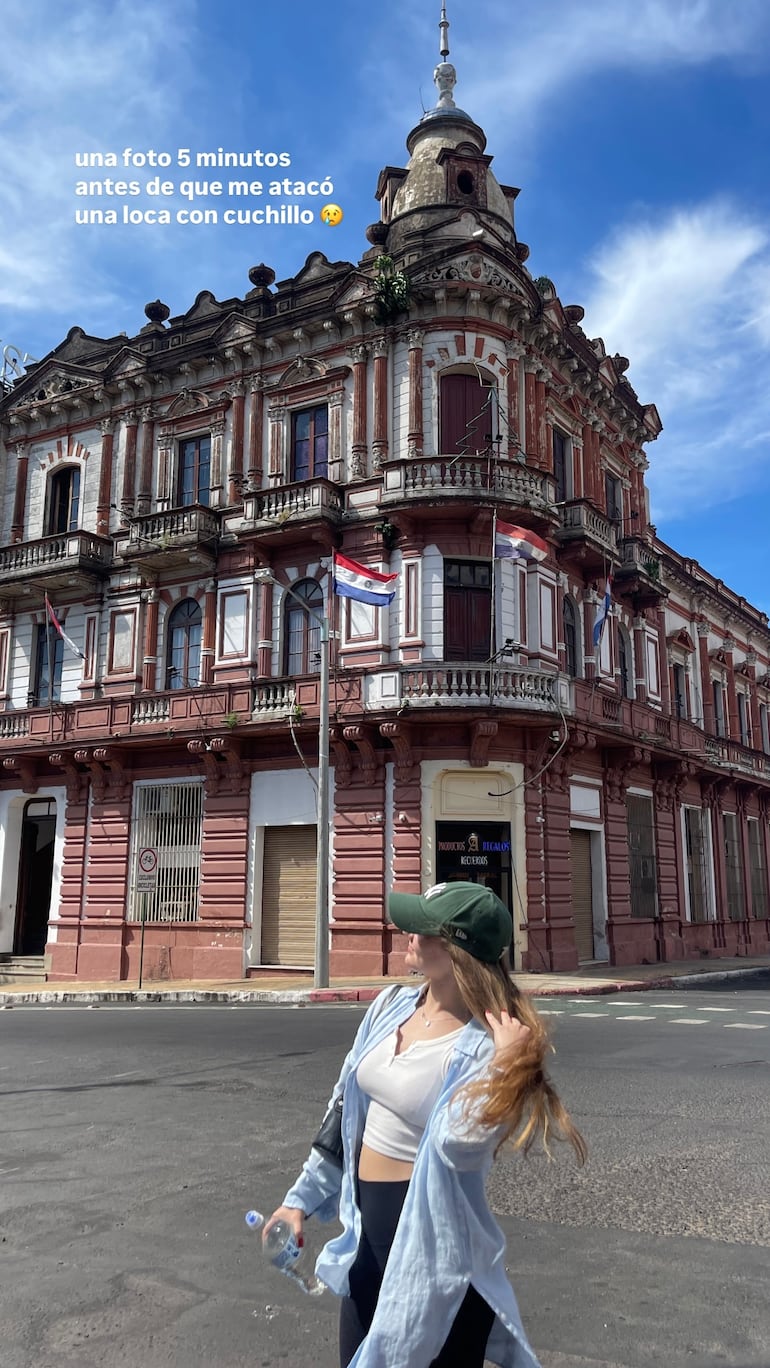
[[615, 1015, 657, 1021], [696, 1006, 735, 1012], [723, 1023, 768, 1030], [748, 1010, 770, 1016], [648, 1004, 687, 1009], [670, 1018, 708, 1025], [538, 1009, 564, 1015], [571, 1012, 609, 1018]]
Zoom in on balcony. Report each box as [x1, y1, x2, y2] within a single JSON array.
[[0, 531, 112, 600], [365, 662, 571, 713], [115, 505, 220, 571], [555, 499, 618, 571], [379, 457, 556, 526], [241, 478, 345, 547], [613, 537, 668, 610]]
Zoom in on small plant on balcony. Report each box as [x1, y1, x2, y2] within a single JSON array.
[[373, 255, 411, 323], [223, 711, 240, 730], [644, 558, 661, 582], [374, 520, 400, 552], [289, 704, 304, 722]]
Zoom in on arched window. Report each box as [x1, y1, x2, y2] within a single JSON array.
[[439, 371, 497, 456], [563, 597, 581, 678], [165, 598, 202, 690], [618, 625, 633, 699], [46, 466, 81, 534], [284, 579, 323, 676]]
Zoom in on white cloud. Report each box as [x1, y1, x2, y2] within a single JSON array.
[[0, 0, 197, 321], [579, 200, 770, 516]]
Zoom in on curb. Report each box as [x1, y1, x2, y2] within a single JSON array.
[[0, 964, 766, 1008]]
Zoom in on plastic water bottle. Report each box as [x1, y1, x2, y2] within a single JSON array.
[[245, 1210, 325, 1296]]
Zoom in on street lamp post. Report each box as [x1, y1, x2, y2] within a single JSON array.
[[254, 569, 330, 988]]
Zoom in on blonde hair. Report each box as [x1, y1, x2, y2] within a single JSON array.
[[443, 937, 587, 1164]]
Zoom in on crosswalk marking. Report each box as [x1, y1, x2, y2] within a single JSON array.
[[748, 1010, 770, 1016], [615, 1015, 656, 1021], [723, 1022, 767, 1030], [571, 1012, 610, 1018], [668, 1018, 708, 1025], [697, 1006, 735, 1012]]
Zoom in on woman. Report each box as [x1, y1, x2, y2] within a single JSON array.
[[267, 881, 586, 1368]]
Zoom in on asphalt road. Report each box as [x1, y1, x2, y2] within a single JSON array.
[[0, 977, 768, 1368]]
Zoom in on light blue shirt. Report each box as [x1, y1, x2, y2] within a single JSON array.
[[283, 985, 542, 1368]]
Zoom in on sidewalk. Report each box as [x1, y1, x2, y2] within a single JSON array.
[[1, 954, 768, 1007]]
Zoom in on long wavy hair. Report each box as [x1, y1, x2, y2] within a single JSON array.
[[443, 937, 587, 1164]]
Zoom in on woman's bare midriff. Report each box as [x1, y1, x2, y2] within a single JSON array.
[[357, 1142, 415, 1182]]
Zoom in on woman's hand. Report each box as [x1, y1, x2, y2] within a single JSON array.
[[263, 1204, 305, 1248], [485, 1009, 531, 1062]]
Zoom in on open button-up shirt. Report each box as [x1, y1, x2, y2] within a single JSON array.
[[283, 985, 543, 1368]]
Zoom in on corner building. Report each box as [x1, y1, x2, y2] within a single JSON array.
[[1, 33, 769, 984]]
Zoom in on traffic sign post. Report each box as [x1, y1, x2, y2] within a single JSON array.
[[137, 848, 158, 990]]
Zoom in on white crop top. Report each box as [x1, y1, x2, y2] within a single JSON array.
[[357, 1026, 464, 1163]]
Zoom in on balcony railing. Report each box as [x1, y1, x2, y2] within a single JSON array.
[[243, 479, 345, 529], [399, 663, 569, 712], [380, 457, 555, 511], [557, 500, 618, 552], [122, 504, 220, 550], [0, 531, 112, 585]]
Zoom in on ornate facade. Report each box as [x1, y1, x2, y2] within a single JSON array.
[[1, 29, 769, 983]]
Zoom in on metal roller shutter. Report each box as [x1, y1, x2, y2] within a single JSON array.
[[261, 826, 317, 967], [570, 829, 595, 962]]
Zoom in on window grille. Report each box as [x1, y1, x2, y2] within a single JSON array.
[[627, 795, 658, 919], [747, 819, 768, 919], [722, 813, 745, 921], [129, 781, 204, 923]]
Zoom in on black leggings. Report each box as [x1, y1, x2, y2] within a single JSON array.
[[339, 1177, 495, 1368]]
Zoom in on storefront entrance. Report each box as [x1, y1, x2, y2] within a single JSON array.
[[14, 799, 56, 956], [435, 820, 513, 920]]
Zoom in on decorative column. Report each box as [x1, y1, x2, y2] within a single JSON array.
[[633, 615, 648, 703], [328, 390, 344, 484], [350, 343, 369, 479], [200, 579, 217, 684], [583, 589, 597, 683], [141, 586, 160, 692], [604, 760, 634, 963], [136, 405, 155, 513], [524, 364, 538, 465], [746, 650, 761, 749], [10, 443, 29, 543], [697, 620, 714, 732], [505, 341, 523, 460], [541, 757, 578, 971], [247, 376, 264, 485], [656, 609, 671, 714], [228, 381, 246, 504], [268, 403, 285, 480], [372, 338, 389, 469], [256, 579, 274, 678], [723, 638, 739, 740], [535, 367, 549, 469], [209, 416, 226, 507], [581, 422, 596, 503], [46, 762, 88, 979], [120, 411, 139, 517], [156, 427, 174, 505], [96, 418, 115, 535], [406, 329, 424, 459]]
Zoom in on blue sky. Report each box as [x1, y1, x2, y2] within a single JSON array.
[[2, 0, 769, 611]]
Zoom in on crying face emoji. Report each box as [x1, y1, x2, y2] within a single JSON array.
[[320, 203, 344, 226]]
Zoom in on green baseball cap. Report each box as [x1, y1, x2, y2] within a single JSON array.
[[388, 882, 513, 964]]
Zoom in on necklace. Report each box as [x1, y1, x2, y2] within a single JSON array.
[[420, 1000, 453, 1028]]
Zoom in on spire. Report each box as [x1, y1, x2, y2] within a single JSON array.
[[433, 3, 459, 113], [439, 3, 450, 60]]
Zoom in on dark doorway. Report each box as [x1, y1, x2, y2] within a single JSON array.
[[435, 820, 513, 918], [14, 800, 56, 956]]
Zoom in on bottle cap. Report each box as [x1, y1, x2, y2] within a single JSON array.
[[245, 1210, 264, 1229]]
